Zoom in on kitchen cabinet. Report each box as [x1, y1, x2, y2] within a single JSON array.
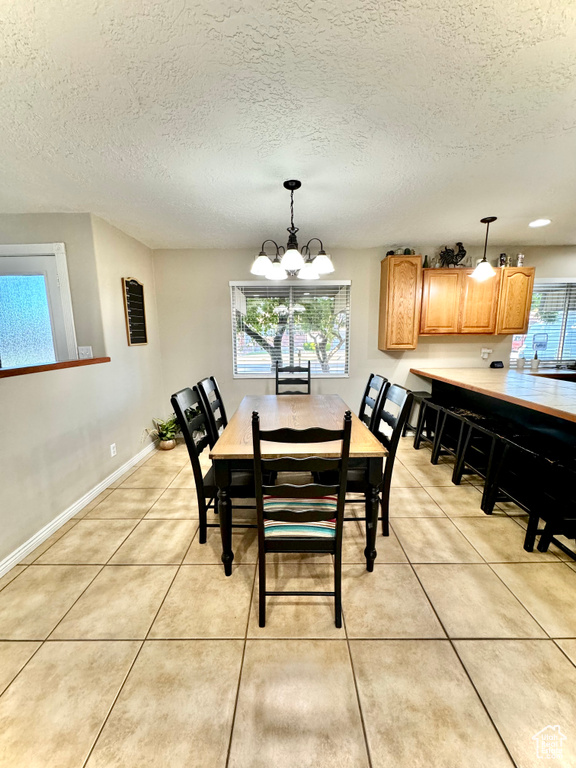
[[459, 269, 501, 333], [496, 267, 535, 334], [419, 269, 461, 334], [378, 255, 422, 350]]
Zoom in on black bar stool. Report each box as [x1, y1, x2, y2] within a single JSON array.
[[413, 399, 443, 451], [402, 391, 431, 436]]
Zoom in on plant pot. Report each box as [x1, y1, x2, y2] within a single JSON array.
[[158, 439, 176, 451]]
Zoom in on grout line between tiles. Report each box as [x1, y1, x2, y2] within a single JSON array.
[[344, 614, 374, 768]]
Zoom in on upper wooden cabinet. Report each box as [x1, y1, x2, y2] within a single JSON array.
[[496, 267, 535, 334], [378, 255, 422, 350], [420, 270, 461, 334], [459, 269, 501, 334]]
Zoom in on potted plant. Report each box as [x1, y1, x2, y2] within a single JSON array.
[[145, 415, 180, 450]]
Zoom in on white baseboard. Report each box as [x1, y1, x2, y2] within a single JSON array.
[[0, 442, 157, 580]]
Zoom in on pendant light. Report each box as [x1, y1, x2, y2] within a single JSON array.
[[249, 180, 333, 280], [471, 216, 497, 281]]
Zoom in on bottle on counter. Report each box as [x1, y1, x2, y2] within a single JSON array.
[[423, 254, 429, 268], [516, 253, 525, 267], [499, 253, 507, 267], [517, 355, 526, 370], [531, 351, 540, 371]]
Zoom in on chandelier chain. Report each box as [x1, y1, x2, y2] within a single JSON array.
[[290, 190, 295, 230]]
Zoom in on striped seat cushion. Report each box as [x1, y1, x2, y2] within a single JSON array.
[[263, 495, 338, 538]]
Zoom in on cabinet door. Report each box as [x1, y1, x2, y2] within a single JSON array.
[[496, 268, 535, 334], [378, 256, 422, 350], [420, 270, 461, 334], [459, 270, 501, 333]]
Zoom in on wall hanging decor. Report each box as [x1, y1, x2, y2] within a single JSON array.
[[122, 277, 148, 345]]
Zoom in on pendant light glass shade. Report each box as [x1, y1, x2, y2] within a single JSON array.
[[470, 259, 496, 281], [313, 251, 334, 274], [266, 259, 288, 280], [297, 261, 320, 279], [250, 253, 272, 276], [281, 247, 305, 271]]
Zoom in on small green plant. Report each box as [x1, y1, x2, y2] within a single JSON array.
[[145, 415, 180, 442]]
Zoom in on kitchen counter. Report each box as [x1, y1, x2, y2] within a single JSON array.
[[410, 367, 576, 424]]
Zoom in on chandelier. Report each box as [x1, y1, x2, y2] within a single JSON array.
[[471, 216, 497, 281], [250, 180, 334, 280]]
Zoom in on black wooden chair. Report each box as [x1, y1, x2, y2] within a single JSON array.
[[171, 387, 255, 544], [197, 376, 228, 444], [275, 361, 311, 395], [359, 373, 389, 431], [252, 410, 352, 628]]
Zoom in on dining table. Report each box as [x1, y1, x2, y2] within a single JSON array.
[[210, 394, 388, 576]]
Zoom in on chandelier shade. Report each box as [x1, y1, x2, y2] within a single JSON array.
[[471, 216, 497, 282]]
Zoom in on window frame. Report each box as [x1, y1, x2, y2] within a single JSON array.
[[509, 277, 576, 367], [0, 243, 78, 363], [229, 279, 351, 379]]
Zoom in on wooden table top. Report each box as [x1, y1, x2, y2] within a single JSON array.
[[410, 367, 576, 424], [210, 394, 387, 460]]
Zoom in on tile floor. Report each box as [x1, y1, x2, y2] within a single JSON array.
[[1, 438, 575, 767]]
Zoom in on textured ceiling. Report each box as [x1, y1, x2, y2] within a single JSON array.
[[1, 0, 576, 249]]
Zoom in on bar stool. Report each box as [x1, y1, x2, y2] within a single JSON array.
[[413, 399, 443, 451], [402, 391, 431, 436], [429, 406, 468, 465]]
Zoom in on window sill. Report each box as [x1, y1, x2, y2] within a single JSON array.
[[0, 357, 111, 379]]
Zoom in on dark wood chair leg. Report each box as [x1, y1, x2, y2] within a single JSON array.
[[524, 513, 540, 552], [413, 401, 428, 450], [380, 485, 390, 537], [481, 443, 507, 515], [537, 521, 555, 552], [430, 411, 447, 465], [452, 424, 472, 485], [258, 553, 266, 627], [198, 503, 207, 544], [334, 550, 342, 628]]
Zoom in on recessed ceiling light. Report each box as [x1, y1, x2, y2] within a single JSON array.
[[529, 218, 551, 228]]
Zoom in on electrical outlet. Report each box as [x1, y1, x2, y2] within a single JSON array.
[[110, 443, 117, 457], [78, 346, 93, 359], [481, 347, 493, 360]]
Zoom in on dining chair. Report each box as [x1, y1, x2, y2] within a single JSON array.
[[251, 410, 352, 628], [197, 376, 228, 444], [275, 361, 311, 395], [358, 373, 389, 431], [171, 387, 255, 543]]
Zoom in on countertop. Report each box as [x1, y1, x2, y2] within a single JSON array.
[[410, 367, 576, 424]]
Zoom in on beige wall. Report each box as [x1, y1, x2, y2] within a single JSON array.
[[0, 215, 164, 561], [0, 213, 106, 356]]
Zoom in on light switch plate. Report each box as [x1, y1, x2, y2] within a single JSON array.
[[78, 346, 93, 359]]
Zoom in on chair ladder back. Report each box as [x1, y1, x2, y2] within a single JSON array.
[[373, 384, 414, 462], [275, 361, 311, 395], [359, 373, 389, 431], [171, 387, 211, 513], [197, 376, 228, 444]]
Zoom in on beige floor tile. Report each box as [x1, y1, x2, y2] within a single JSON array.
[[453, 517, 559, 563], [0, 565, 100, 639], [556, 639, 576, 665], [119, 466, 180, 489], [342, 518, 408, 563], [0, 640, 139, 768], [184, 528, 258, 564], [0, 566, 26, 592], [107, 467, 138, 488], [392, 518, 483, 563], [423, 484, 495, 517], [494, 500, 527, 516], [143, 451, 189, 470], [508, 516, 574, 560], [150, 565, 254, 638], [35, 520, 138, 565], [168, 466, 196, 489], [85, 488, 164, 519], [0, 642, 41, 695], [491, 563, 576, 637], [390, 463, 420, 488], [569, 561, 576, 573], [396, 436, 424, 452], [228, 640, 369, 768], [415, 564, 546, 638], [144, 488, 199, 519], [343, 564, 445, 638], [20, 520, 79, 564], [389, 486, 446, 517], [351, 640, 513, 768], [109, 520, 197, 564], [247, 562, 344, 639], [73, 489, 114, 519], [403, 461, 457, 486], [455, 640, 576, 767], [86, 639, 243, 768], [395, 446, 439, 465], [51, 566, 178, 640]]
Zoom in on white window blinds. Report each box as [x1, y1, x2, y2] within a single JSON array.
[[230, 281, 351, 377], [511, 282, 576, 365]]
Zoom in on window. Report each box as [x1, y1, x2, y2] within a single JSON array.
[[510, 280, 576, 366], [0, 244, 78, 369], [230, 281, 351, 377]]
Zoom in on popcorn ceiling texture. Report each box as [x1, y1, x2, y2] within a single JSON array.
[[1, 0, 576, 248]]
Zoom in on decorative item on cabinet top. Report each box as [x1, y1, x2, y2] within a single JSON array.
[[378, 255, 535, 351]]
